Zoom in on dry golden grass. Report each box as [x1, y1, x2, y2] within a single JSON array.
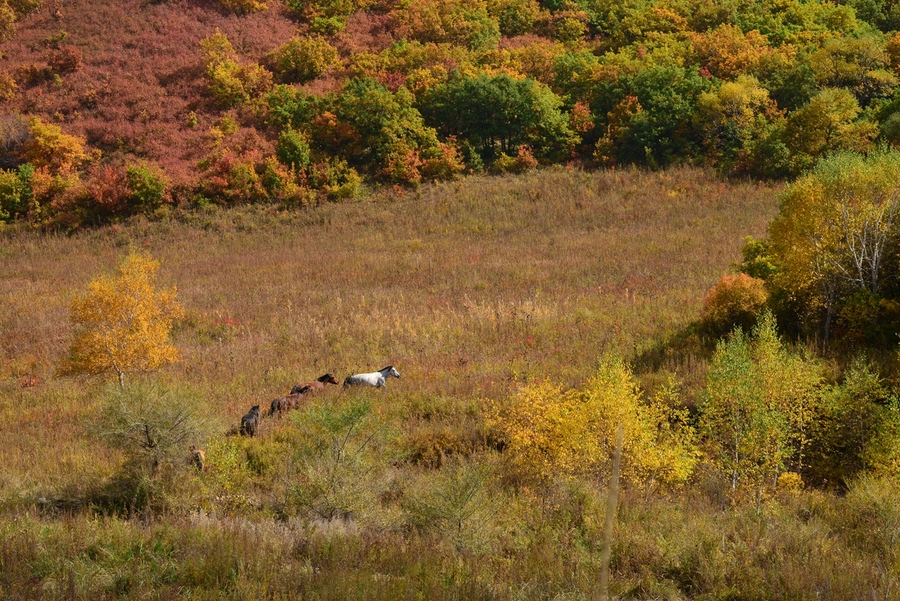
[[0, 167, 776, 492], [14, 168, 900, 600]]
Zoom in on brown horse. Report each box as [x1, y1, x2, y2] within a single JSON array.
[[269, 385, 311, 417], [291, 373, 340, 396]]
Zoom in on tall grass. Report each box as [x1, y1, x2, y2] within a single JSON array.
[[9, 168, 895, 599]]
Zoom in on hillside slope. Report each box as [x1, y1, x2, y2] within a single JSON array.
[[3, 0, 296, 182]]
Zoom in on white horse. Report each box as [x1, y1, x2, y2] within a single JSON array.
[[343, 365, 401, 388]]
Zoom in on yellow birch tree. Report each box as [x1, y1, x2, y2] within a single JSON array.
[[63, 252, 184, 388]]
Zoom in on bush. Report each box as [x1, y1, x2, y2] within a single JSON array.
[[94, 379, 217, 512], [485, 356, 697, 488], [83, 164, 130, 220], [0, 163, 32, 220], [420, 138, 465, 180], [261, 157, 315, 206], [309, 158, 362, 200], [97, 379, 216, 474], [0, 3, 16, 43], [0, 70, 16, 101], [201, 31, 272, 108], [216, 0, 268, 13], [22, 117, 87, 173], [126, 161, 168, 211], [275, 128, 312, 170], [288, 400, 394, 522], [45, 44, 82, 74], [491, 144, 538, 174], [700, 273, 769, 337], [203, 152, 267, 204], [284, 0, 361, 34], [269, 36, 339, 84], [402, 458, 501, 553], [0, 113, 30, 169]]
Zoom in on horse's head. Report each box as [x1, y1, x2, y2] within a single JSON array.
[[387, 366, 400, 379], [320, 373, 340, 385]]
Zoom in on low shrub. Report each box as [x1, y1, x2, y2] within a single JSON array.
[[700, 273, 769, 337], [269, 36, 339, 84]]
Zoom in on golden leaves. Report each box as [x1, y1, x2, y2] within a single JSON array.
[[64, 252, 184, 385], [484, 357, 697, 488]]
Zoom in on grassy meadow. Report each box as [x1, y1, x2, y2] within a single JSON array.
[[2, 167, 899, 600]]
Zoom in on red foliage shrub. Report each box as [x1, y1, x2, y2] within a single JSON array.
[[382, 146, 422, 185], [45, 45, 82, 73], [377, 70, 407, 92], [84, 163, 130, 217], [201, 150, 267, 204], [310, 111, 362, 154], [570, 101, 593, 134]]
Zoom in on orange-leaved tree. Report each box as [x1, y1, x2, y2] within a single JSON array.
[[63, 252, 184, 388]]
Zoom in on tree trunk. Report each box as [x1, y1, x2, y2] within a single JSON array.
[[597, 425, 624, 601]]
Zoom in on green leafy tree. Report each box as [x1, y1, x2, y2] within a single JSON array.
[[276, 128, 313, 170], [401, 0, 501, 51], [590, 65, 714, 168], [807, 357, 898, 484], [810, 35, 897, 106], [489, 0, 543, 35], [266, 85, 323, 129], [419, 73, 577, 163], [780, 87, 877, 174], [694, 75, 780, 172], [700, 312, 824, 504], [326, 78, 442, 182]]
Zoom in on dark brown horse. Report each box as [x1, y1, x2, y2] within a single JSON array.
[[240, 405, 260, 437], [269, 385, 311, 417], [291, 373, 340, 396]]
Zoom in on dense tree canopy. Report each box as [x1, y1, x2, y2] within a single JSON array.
[[4, 0, 900, 223]]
